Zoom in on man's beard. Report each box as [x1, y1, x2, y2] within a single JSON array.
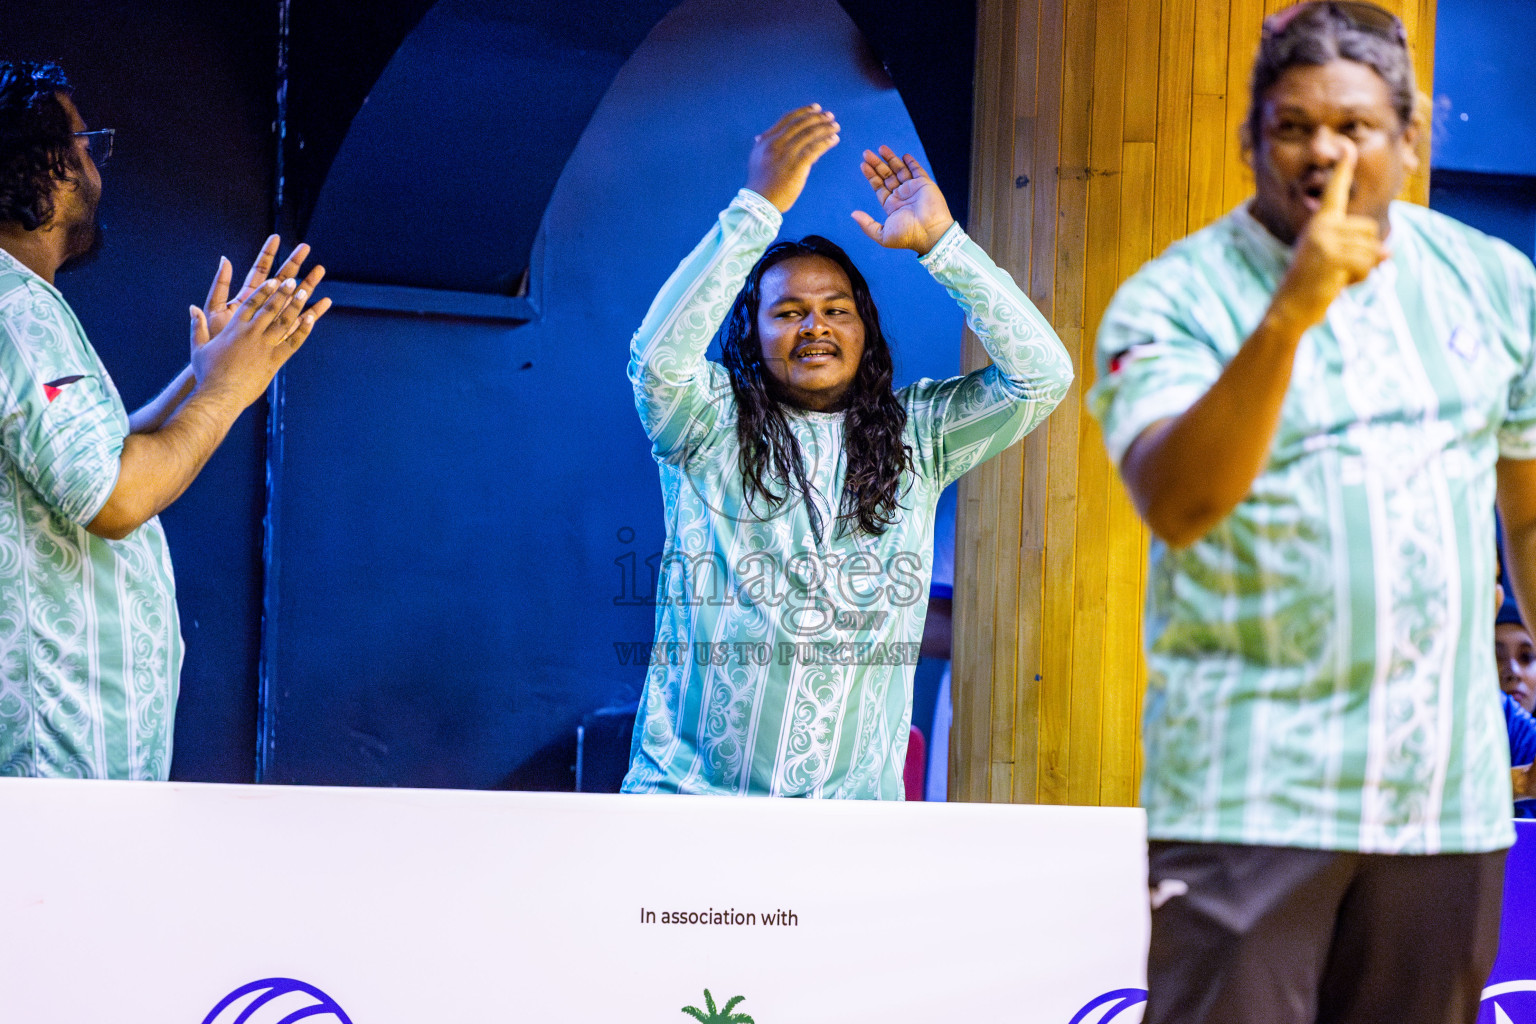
[[56, 170, 104, 275], [56, 214, 104, 275]]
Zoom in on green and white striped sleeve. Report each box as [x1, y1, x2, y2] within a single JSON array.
[[628, 189, 781, 466], [1088, 249, 1228, 467], [905, 223, 1074, 487], [1494, 237, 1536, 459], [0, 279, 124, 526]]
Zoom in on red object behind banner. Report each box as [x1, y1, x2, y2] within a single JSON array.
[[905, 726, 926, 801]]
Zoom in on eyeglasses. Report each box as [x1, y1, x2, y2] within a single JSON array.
[[73, 128, 113, 167], [1263, 1, 1408, 48]]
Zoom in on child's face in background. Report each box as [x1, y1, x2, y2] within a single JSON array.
[[1498, 622, 1536, 712]]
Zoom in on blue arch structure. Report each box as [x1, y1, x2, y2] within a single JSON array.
[[302, 0, 678, 293], [297, 0, 973, 295]]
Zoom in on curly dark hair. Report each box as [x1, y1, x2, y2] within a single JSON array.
[[1245, 2, 1415, 151], [719, 236, 913, 538], [0, 60, 77, 231]]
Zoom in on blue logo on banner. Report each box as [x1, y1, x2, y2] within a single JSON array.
[[1482, 980, 1536, 1023], [202, 978, 352, 1024], [1067, 988, 1147, 1024], [1480, 823, 1536, 1024]]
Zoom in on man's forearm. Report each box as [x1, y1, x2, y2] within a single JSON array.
[[1121, 310, 1307, 548], [127, 364, 196, 434], [629, 190, 780, 389], [927, 225, 1073, 403], [88, 385, 245, 540]]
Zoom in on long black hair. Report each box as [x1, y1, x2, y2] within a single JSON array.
[[719, 235, 912, 538]]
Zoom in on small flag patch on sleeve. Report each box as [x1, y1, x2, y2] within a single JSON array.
[[43, 375, 84, 402], [1106, 342, 1160, 376]]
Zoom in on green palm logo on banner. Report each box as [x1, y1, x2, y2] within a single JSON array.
[[681, 989, 755, 1023]]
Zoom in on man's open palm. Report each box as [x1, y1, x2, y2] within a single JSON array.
[[202, 236, 326, 349], [852, 146, 954, 255]]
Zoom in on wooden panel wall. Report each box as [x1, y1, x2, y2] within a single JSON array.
[[951, 0, 1437, 804]]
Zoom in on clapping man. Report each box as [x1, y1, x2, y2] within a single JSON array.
[[0, 61, 330, 779]]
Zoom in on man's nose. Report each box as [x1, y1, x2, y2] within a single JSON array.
[[1308, 126, 1350, 165], [799, 314, 829, 335]]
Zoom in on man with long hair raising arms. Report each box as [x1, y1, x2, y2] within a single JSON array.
[[623, 105, 1072, 798]]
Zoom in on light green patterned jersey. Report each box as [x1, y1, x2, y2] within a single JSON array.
[[1089, 201, 1536, 853], [0, 249, 181, 780], [624, 189, 1073, 798]]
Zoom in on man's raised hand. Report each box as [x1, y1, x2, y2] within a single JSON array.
[[1268, 141, 1387, 331], [189, 275, 332, 413], [851, 146, 955, 256], [203, 235, 325, 341], [746, 105, 840, 213]]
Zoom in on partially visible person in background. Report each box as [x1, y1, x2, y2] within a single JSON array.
[[1498, 544, 1536, 813], [1504, 689, 1536, 816], [1498, 599, 1536, 714]]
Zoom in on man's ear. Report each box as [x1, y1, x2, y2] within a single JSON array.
[[1401, 89, 1430, 179], [1239, 121, 1255, 170]]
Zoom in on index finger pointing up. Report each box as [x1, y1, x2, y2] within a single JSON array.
[[1321, 138, 1357, 216]]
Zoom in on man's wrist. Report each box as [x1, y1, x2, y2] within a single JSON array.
[[182, 379, 249, 428], [914, 218, 958, 257], [917, 221, 965, 268], [734, 188, 784, 230], [744, 180, 791, 213], [1257, 294, 1318, 345]]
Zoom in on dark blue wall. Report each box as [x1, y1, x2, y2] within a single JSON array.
[[1430, 171, 1536, 257], [302, 0, 677, 294], [1431, 0, 1536, 259], [1431, 0, 1536, 179]]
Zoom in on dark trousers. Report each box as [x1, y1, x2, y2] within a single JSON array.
[[1145, 840, 1508, 1024]]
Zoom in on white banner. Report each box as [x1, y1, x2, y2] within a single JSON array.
[[0, 778, 1149, 1023]]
